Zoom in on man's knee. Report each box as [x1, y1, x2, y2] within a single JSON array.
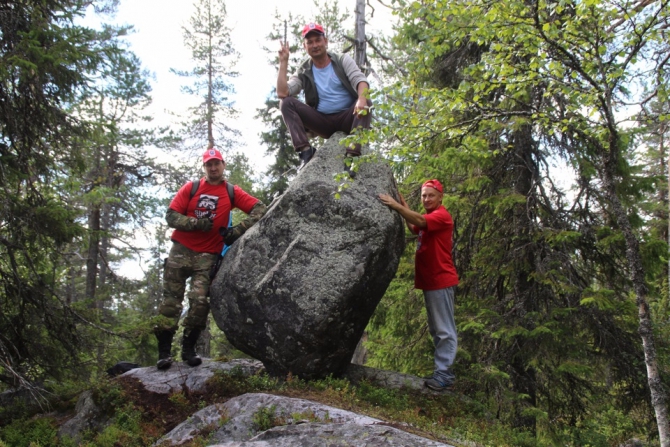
[[279, 96, 299, 114], [190, 295, 210, 319], [154, 298, 183, 331]]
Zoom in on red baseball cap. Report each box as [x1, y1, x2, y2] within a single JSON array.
[[302, 22, 325, 38], [203, 148, 224, 164], [422, 179, 444, 193]]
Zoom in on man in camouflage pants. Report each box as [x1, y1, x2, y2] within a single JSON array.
[[155, 147, 266, 370]]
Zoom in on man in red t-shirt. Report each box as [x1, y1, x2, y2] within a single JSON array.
[[379, 179, 459, 391], [154, 148, 266, 370]]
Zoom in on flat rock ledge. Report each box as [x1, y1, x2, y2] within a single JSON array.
[[121, 358, 264, 394], [155, 392, 454, 447]]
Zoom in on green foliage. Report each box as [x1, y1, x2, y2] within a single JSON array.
[[68, 404, 145, 447], [0, 0, 147, 389], [252, 405, 283, 431], [366, 0, 667, 441], [171, 0, 240, 152], [168, 392, 191, 411], [0, 418, 58, 447], [354, 380, 409, 411], [366, 247, 435, 376]]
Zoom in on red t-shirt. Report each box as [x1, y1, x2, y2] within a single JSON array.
[[169, 179, 259, 254], [414, 205, 459, 290]]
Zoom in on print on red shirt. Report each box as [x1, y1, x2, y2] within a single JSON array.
[[194, 194, 219, 220]]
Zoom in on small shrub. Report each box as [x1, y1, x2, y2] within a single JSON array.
[[290, 409, 331, 424], [168, 392, 190, 411], [355, 380, 409, 410], [252, 405, 285, 431], [0, 417, 58, 447], [68, 403, 146, 447], [246, 373, 281, 391]]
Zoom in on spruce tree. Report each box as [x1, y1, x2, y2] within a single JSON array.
[[171, 0, 240, 154], [0, 0, 143, 389]]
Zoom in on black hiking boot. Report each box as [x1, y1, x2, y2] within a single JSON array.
[[155, 330, 174, 370], [298, 146, 317, 171], [181, 329, 202, 367]]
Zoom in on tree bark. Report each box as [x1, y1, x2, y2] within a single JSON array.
[[663, 120, 669, 289], [601, 144, 670, 447], [354, 0, 367, 71], [85, 206, 100, 305]]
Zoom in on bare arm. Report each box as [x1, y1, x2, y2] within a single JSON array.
[[354, 81, 370, 116], [277, 43, 290, 98], [378, 193, 426, 233]]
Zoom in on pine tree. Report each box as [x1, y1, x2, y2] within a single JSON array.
[[171, 0, 240, 154]]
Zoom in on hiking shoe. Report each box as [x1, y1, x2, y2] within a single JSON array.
[[298, 146, 317, 171], [156, 357, 173, 370], [425, 377, 454, 391]]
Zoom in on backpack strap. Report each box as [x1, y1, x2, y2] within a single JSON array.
[[189, 179, 200, 200], [226, 181, 235, 209]]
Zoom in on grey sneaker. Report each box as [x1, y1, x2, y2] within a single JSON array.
[[425, 377, 454, 391]]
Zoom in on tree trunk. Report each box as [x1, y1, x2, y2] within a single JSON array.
[[509, 123, 538, 435], [196, 319, 212, 358], [351, 332, 368, 365], [663, 120, 669, 289], [601, 149, 670, 447], [207, 0, 215, 149], [85, 206, 100, 305], [354, 0, 366, 71]]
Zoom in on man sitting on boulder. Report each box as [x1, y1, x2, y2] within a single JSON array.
[[276, 22, 372, 173], [378, 180, 459, 391], [154, 147, 266, 370]]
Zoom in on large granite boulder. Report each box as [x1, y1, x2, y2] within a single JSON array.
[[210, 133, 404, 379]]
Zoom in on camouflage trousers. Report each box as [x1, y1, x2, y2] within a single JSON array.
[[157, 241, 218, 332]]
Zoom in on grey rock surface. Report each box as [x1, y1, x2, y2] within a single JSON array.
[[209, 422, 454, 446], [0, 384, 52, 419], [153, 403, 228, 446], [210, 133, 405, 379], [120, 358, 263, 394], [57, 390, 111, 443], [345, 363, 431, 394], [156, 392, 455, 447], [212, 392, 381, 443]]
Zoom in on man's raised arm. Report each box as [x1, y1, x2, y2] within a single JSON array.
[[277, 42, 290, 99]]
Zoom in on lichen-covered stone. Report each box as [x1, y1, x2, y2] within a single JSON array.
[[210, 133, 405, 379]]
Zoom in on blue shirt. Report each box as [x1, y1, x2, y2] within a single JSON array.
[[313, 62, 354, 114]]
